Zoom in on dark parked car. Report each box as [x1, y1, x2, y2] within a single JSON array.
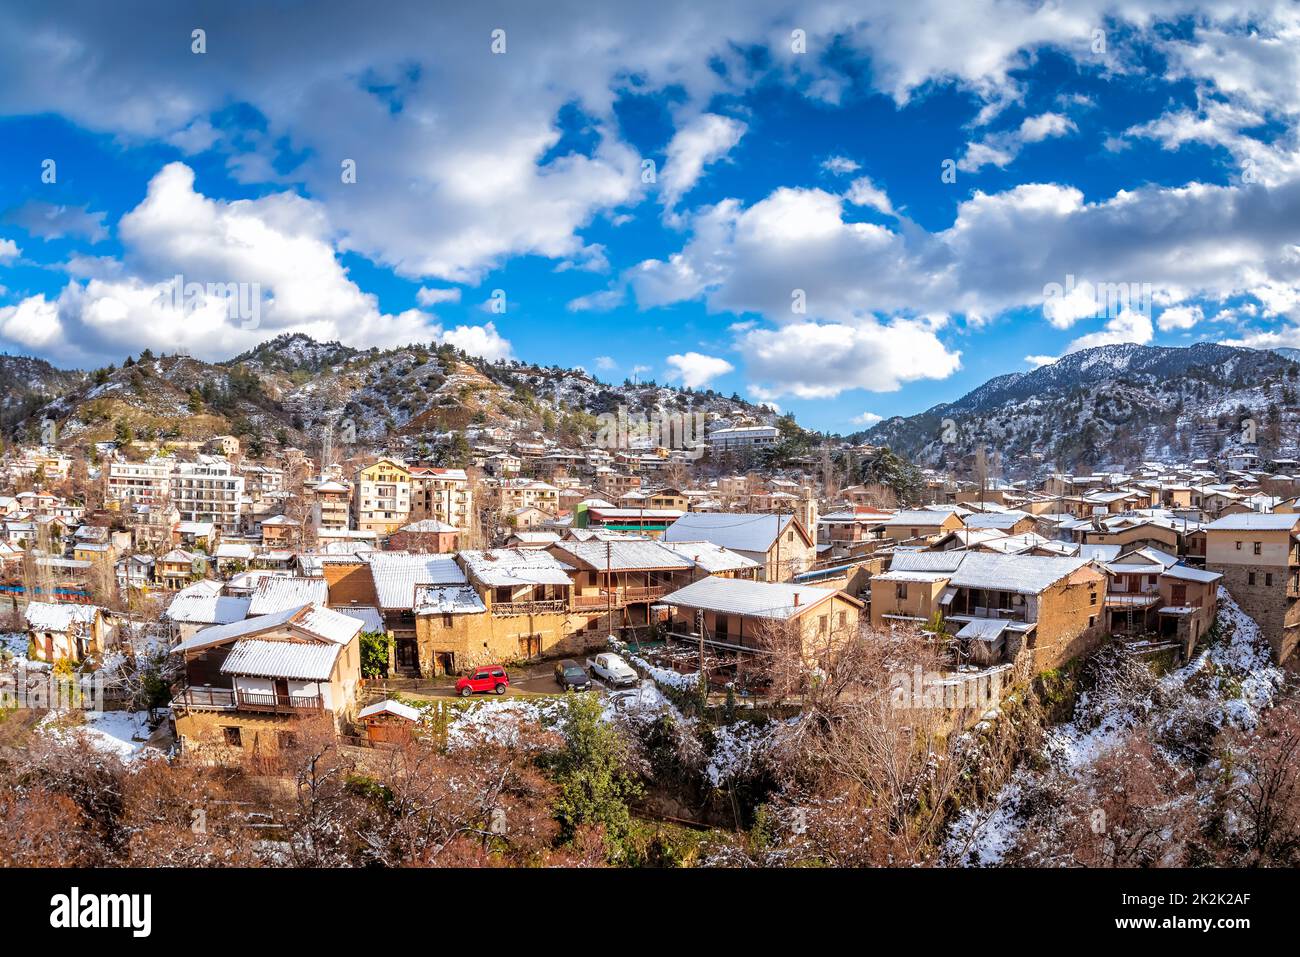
[[553, 659, 591, 692]]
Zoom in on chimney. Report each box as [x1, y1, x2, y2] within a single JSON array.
[[793, 592, 801, 607]]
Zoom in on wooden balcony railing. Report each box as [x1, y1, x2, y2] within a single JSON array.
[[172, 686, 324, 713], [490, 599, 568, 617], [571, 586, 671, 611]]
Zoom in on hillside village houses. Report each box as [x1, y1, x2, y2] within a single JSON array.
[[8, 410, 1300, 753]]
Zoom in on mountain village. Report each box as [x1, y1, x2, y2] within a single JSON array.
[[0, 338, 1297, 868]]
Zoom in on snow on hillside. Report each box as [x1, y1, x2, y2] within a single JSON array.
[[945, 588, 1282, 866]]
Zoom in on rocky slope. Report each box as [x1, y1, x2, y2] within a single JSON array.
[[10, 333, 778, 453], [858, 343, 1300, 473]]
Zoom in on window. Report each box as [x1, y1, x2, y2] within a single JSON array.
[[1088, 616, 1096, 628], [1090, 590, 1098, 606], [222, 726, 242, 748], [1254, 542, 1263, 555], [1266, 573, 1274, 587], [1248, 572, 1257, 586], [818, 615, 828, 636], [896, 583, 908, 601], [1236, 541, 1243, 550]]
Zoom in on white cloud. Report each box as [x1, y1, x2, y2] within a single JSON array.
[[594, 355, 617, 371], [1157, 303, 1204, 331], [567, 287, 626, 312], [659, 113, 747, 214], [0, 162, 510, 366], [958, 112, 1076, 172], [1024, 354, 1058, 368], [3, 201, 107, 242], [1064, 309, 1154, 354], [438, 321, 513, 361], [0, 238, 18, 262], [665, 351, 734, 388], [844, 176, 895, 216], [416, 286, 462, 307], [821, 155, 861, 175], [853, 411, 884, 426], [740, 318, 961, 399]]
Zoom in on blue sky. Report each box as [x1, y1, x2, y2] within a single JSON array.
[[1, 2, 1299, 434]]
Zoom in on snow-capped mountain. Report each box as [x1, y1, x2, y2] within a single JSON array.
[[859, 343, 1300, 472], [8, 333, 779, 452]]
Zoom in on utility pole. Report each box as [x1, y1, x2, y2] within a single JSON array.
[[696, 608, 705, 687], [605, 537, 613, 640]]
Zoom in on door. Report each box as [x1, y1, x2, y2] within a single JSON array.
[[273, 678, 290, 707], [396, 637, 419, 674]]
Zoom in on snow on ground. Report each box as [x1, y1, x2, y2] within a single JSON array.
[[945, 588, 1281, 865], [441, 697, 567, 750], [627, 654, 699, 692], [705, 719, 782, 787], [0, 631, 27, 660], [39, 709, 159, 762]]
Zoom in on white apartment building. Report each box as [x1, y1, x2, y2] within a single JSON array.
[[171, 459, 245, 536], [107, 458, 175, 507], [708, 425, 780, 452], [409, 467, 474, 531]]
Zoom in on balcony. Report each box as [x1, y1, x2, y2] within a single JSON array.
[[172, 686, 324, 713], [490, 599, 567, 617], [571, 586, 671, 611]]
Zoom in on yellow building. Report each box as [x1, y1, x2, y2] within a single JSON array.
[[352, 459, 412, 534]]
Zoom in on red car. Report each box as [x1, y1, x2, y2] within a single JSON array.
[[456, 665, 510, 697]]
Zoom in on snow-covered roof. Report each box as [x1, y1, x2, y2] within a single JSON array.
[[552, 539, 693, 571], [1205, 513, 1300, 531], [25, 601, 101, 631], [962, 511, 1031, 530], [460, 548, 573, 587], [359, 698, 422, 722], [248, 576, 330, 615], [1161, 564, 1223, 584], [659, 540, 762, 574], [888, 551, 1097, 595], [164, 593, 251, 625], [413, 584, 488, 615], [879, 509, 963, 528], [177, 603, 361, 652], [660, 576, 850, 620], [261, 514, 301, 526], [332, 604, 385, 632], [662, 512, 799, 553], [367, 552, 467, 609], [221, 639, 341, 681], [956, 618, 1011, 641], [215, 543, 255, 560], [399, 519, 458, 533]]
